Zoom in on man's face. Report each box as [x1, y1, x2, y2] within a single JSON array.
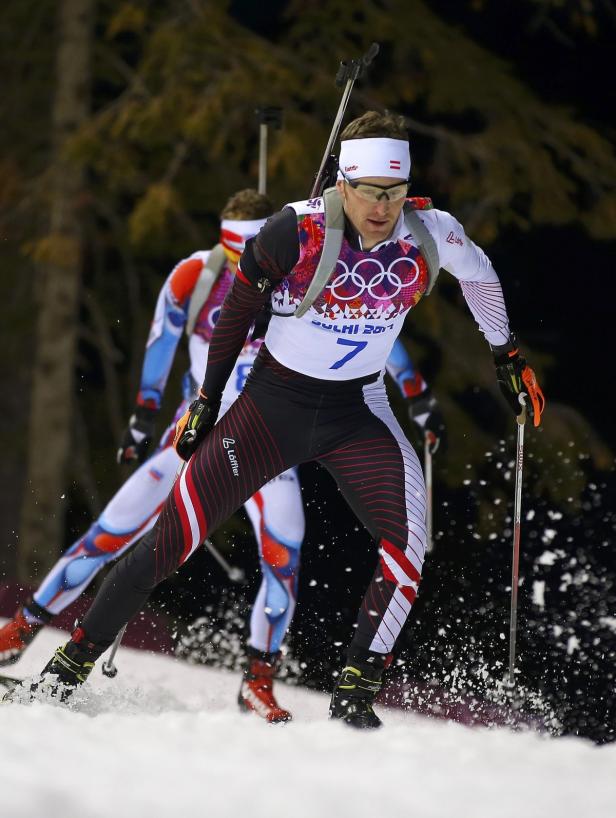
[[336, 177, 407, 250]]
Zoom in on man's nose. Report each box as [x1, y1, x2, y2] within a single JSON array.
[[373, 198, 390, 217]]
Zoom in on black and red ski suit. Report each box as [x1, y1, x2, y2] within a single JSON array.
[[78, 200, 511, 662]]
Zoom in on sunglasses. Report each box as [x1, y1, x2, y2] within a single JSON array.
[[339, 169, 410, 202]]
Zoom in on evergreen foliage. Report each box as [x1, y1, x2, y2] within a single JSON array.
[[0, 0, 613, 595]]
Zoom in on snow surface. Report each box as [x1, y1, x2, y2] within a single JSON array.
[[1, 622, 615, 818]]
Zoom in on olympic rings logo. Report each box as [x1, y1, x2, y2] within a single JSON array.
[[325, 256, 421, 301]]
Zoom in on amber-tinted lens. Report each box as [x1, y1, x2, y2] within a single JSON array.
[[352, 183, 409, 202]]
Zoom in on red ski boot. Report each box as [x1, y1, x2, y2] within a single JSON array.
[[238, 648, 292, 724], [0, 602, 51, 666]]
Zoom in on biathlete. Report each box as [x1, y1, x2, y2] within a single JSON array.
[[28, 112, 545, 728], [4, 182, 445, 723]]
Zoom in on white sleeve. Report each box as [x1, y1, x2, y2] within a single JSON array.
[[421, 209, 511, 346]]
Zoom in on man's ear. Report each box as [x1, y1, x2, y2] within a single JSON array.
[[335, 180, 346, 201]]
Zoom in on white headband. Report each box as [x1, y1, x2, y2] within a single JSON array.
[[220, 217, 268, 262], [220, 218, 267, 245], [338, 137, 411, 181]]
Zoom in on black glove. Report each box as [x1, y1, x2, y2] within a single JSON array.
[[173, 392, 220, 462], [117, 405, 158, 464], [492, 335, 545, 428], [407, 388, 447, 454]]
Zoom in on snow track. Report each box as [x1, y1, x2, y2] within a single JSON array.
[[1, 622, 614, 818]]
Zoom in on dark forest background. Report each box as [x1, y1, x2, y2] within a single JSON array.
[[1, 0, 615, 741]]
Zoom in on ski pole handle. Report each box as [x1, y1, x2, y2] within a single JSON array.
[[180, 429, 197, 449], [516, 391, 528, 426]]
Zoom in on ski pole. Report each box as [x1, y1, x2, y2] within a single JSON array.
[[101, 624, 128, 678], [309, 42, 380, 198], [175, 401, 248, 584], [100, 459, 190, 680], [255, 107, 283, 195], [507, 393, 527, 687], [97, 547, 247, 681], [424, 431, 435, 553], [171, 459, 247, 583], [204, 538, 247, 585]]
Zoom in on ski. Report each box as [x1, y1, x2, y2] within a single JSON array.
[[0, 674, 21, 694]]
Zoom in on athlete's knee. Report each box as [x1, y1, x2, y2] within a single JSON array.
[[377, 537, 422, 604], [118, 529, 162, 591], [68, 521, 136, 558], [261, 565, 297, 621], [261, 534, 301, 579], [58, 523, 126, 591], [62, 554, 109, 591]]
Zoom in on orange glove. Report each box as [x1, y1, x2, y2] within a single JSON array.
[[493, 337, 545, 427]]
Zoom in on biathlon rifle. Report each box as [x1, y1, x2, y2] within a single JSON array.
[[309, 42, 380, 199]]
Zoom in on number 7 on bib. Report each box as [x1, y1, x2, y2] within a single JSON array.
[[330, 338, 368, 370]]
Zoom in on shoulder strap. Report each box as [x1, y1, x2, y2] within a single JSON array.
[[403, 207, 440, 295], [294, 193, 442, 319], [294, 187, 344, 319], [185, 244, 226, 336]]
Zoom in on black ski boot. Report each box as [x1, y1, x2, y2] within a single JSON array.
[[4, 627, 109, 703], [329, 651, 388, 729]]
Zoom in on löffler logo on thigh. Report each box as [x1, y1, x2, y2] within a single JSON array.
[[222, 438, 239, 477]]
